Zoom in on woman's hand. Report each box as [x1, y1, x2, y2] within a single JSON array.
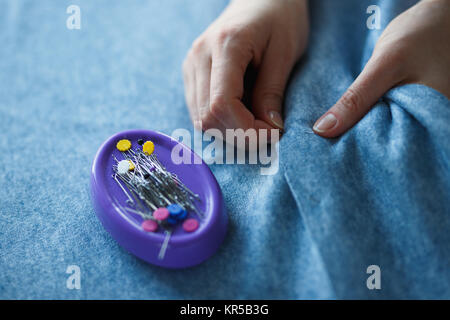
[[313, 0, 450, 138], [183, 0, 309, 136]]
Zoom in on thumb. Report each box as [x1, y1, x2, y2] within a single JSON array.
[[313, 54, 402, 138], [252, 42, 297, 131]]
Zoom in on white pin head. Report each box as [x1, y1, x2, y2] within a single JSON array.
[[117, 160, 131, 175]]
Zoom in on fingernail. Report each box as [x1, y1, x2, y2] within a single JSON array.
[[313, 113, 337, 133], [268, 111, 284, 130]]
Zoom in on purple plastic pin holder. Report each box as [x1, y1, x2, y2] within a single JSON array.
[[90, 129, 227, 268]]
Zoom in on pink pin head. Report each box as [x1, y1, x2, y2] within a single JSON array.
[[182, 218, 199, 233], [153, 207, 170, 221], [142, 219, 158, 232]]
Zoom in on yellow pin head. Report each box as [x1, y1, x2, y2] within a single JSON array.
[[128, 160, 135, 171], [116, 139, 132, 152], [143, 141, 155, 155]]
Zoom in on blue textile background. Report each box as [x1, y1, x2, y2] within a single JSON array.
[[0, 0, 449, 299]]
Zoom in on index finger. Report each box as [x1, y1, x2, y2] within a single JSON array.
[[209, 38, 257, 130]]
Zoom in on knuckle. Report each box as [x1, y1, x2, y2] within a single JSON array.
[[200, 113, 220, 131], [209, 95, 227, 119], [386, 47, 406, 65], [191, 37, 207, 54], [372, 40, 409, 78], [256, 87, 284, 105], [212, 26, 255, 62], [214, 26, 250, 47], [215, 27, 238, 45], [384, 48, 408, 77], [339, 88, 362, 114], [374, 46, 405, 67]]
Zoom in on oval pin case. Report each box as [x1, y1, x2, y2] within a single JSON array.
[[90, 129, 227, 268]]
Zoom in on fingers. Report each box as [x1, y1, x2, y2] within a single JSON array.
[[193, 53, 214, 129], [208, 35, 255, 130], [182, 55, 197, 124], [184, 28, 289, 141], [207, 33, 277, 140], [313, 53, 403, 138], [251, 39, 297, 131]]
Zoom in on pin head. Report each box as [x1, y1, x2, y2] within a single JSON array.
[[116, 139, 131, 152], [117, 160, 131, 174], [167, 204, 183, 217], [142, 219, 158, 232], [143, 141, 155, 155], [153, 208, 169, 221], [183, 218, 199, 233]]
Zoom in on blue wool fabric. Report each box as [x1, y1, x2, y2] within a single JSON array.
[[0, 0, 449, 299]]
